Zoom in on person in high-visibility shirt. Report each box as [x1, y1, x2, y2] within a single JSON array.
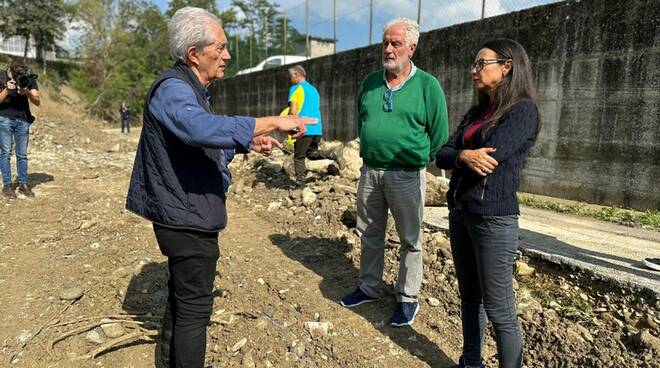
[[287, 65, 327, 183]]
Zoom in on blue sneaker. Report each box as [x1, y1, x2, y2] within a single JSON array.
[[340, 287, 379, 307], [389, 301, 420, 327]]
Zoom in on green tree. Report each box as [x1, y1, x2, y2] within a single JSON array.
[[225, 0, 306, 76], [165, 0, 237, 30], [68, 0, 309, 120], [232, 0, 277, 63], [72, 0, 170, 119]]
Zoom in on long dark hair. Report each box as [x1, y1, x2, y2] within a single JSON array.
[[466, 39, 541, 139]]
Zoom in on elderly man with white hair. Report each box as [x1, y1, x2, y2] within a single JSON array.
[[340, 18, 449, 327], [126, 7, 314, 368]]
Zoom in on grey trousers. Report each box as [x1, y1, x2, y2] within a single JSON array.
[[356, 165, 426, 303], [449, 210, 522, 368]]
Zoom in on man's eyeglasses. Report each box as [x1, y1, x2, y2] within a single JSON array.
[[470, 58, 509, 72], [383, 88, 393, 112]]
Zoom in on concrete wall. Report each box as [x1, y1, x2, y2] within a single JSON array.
[[211, 0, 660, 211]]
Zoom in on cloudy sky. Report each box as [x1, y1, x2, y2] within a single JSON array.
[[150, 0, 560, 52]]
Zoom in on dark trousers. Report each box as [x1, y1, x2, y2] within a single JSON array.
[[293, 135, 323, 179], [121, 118, 130, 133], [153, 224, 219, 368], [449, 211, 522, 368]]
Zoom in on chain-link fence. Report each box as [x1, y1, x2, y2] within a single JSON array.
[[226, 0, 565, 75], [283, 0, 564, 52]]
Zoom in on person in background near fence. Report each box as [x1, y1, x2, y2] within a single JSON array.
[[125, 7, 315, 368], [436, 39, 540, 368], [120, 101, 132, 133], [0, 58, 40, 199], [287, 64, 330, 184], [340, 17, 449, 327]]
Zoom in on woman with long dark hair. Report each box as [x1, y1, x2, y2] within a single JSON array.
[[436, 39, 540, 368]]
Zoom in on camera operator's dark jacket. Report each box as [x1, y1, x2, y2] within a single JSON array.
[[435, 99, 538, 216], [126, 62, 238, 232], [0, 70, 37, 123]]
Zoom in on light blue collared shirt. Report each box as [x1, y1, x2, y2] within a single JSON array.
[[149, 78, 255, 151], [149, 78, 257, 192]]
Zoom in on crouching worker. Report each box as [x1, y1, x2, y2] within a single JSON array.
[[125, 7, 315, 368]]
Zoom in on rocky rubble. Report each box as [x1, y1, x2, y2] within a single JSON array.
[[226, 142, 660, 368], [5, 92, 658, 367]]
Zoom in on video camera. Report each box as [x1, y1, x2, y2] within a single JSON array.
[[15, 72, 38, 90]]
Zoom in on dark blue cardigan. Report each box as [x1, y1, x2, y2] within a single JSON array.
[[126, 63, 235, 232], [435, 99, 539, 215]]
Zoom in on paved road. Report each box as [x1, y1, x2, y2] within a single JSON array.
[[424, 206, 660, 296]]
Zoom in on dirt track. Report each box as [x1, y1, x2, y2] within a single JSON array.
[[0, 87, 458, 367], [1, 87, 659, 368]]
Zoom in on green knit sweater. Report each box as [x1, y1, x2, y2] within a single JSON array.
[[356, 68, 449, 171]]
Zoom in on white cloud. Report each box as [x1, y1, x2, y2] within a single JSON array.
[[147, 0, 555, 51], [277, 0, 547, 33], [420, 0, 507, 30]]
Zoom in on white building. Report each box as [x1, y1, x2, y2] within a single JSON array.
[[0, 34, 67, 61], [296, 36, 336, 58]]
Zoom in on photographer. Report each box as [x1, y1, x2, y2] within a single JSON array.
[[0, 59, 40, 198]]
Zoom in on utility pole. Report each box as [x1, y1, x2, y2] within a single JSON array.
[[481, 0, 486, 19], [235, 33, 240, 71], [368, 0, 373, 45], [249, 22, 253, 66], [417, 0, 421, 26], [264, 14, 269, 59], [333, 0, 337, 54], [284, 9, 288, 64], [305, 0, 310, 57]]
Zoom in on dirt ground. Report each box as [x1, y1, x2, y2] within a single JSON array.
[[1, 86, 659, 368]]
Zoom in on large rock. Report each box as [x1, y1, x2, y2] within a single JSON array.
[[336, 140, 362, 180], [59, 287, 84, 301], [301, 188, 317, 206], [256, 159, 283, 175], [303, 321, 333, 339], [429, 232, 451, 259], [278, 140, 358, 179], [306, 159, 336, 173], [282, 155, 295, 177], [100, 321, 126, 338], [318, 141, 344, 156], [86, 330, 105, 344], [425, 172, 449, 206], [516, 261, 536, 276]]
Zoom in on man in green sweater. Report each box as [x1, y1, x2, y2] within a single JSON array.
[[340, 17, 449, 327]]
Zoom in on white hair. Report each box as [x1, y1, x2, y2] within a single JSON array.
[[383, 17, 420, 46], [288, 65, 306, 78], [168, 7, 223, 63]]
